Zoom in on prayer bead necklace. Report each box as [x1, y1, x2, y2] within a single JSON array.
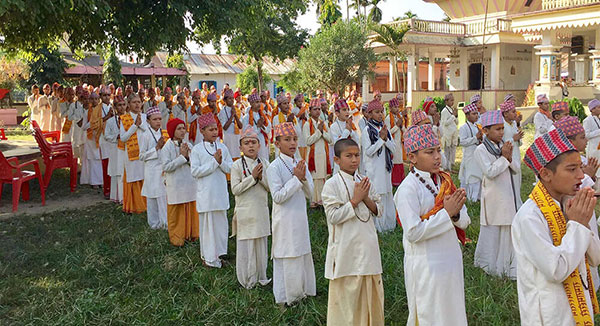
[[410, 167, 438, 197], [279, 155, 295, 176], [338, 172, 370, 223]]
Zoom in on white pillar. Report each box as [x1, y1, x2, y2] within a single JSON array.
[[491, 44, 501, 90], [361, 75, 369, 102], [428, 52, 435, 91], [407, 48, 416, 107], [388, 57, 395, 92], [460, 47, 469, 90]]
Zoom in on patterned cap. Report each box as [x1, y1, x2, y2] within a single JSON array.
[[444, 93, 453, 101], [320, 98, 327, 105], [309, 98, 321, 108], [167, 118, 185, 139], [480, 110, 504, 127], [389, 98, 400, 108], [411, 110, 430, 125], [463, 103, 478, 114], [553, 116, 584, 137], [207, 92, 217, 101], [504, 94, 515, 102], [198, 113, 217, 129], [367, 100, 383, 113], [470, 94, 481, 103], [294, 93, 304, 102], [90, 92, 100, 99], [537, 94, 549, 104], [404, 125, 440, 153], [334, 99, 349, 112], [240, 125, 259, 140], [274, 122, 297, 138], [423, 101, 436, 115], [552, 101, 569, 112], [223, 89, 234, 98], [589, 99, 600, 110], [524, 128, 577, 175], [276, 92, 287, 103], [146, 106, 161, 117], [114, 95, 125, 104], [248, 93, 260, 103], [499, 101, 515, 113], [192, 89, 201, 97]]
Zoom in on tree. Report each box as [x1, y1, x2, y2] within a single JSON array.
[[296, 20, 376, 95], [402, 11, 418, 19], [369, 22, 409, 97], [165, 53, 189, 88], [368, 0, 383, 23], [278, 68, 307, 94], [0, 0, 297, 60], [22, 47, 69, 87], [236, 65, 272, 95], [0, 54, 29, 92], [226, 0, 308, 92], [102, 46, 123, 87], [317, 0, 343, 27]]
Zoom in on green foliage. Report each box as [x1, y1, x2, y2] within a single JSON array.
[[318, 0, 343, 27], [418, 96, 444, 112], [236, 64, 272, 95], [22, 47, 68, 87], [226, 0, 308, 91], [278, 68, 306, 93], [368, 0, 383, 23], [102, 46, 123, 87], [550, 97, 586, 122], [296, 20, 376, 95], [0, 55, 29, 91], [164, 53, 189, 88]]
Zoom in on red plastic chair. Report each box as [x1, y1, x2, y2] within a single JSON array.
[[31, 120, 61, 143], [0, 128, 6, 140], [31, 127, 77, 192], [0, 150, 46, 212]]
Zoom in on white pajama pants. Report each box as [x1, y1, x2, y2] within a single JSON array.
[[199, 210, 228, 268], [146, 196, 168, 230], [109, 175, 123, 203], [443, 146, 456, 171], [273, 253, 316, 305], [374, 191, 396, 233], [461, 182, 481, 202], [236, 236, 270, 289]]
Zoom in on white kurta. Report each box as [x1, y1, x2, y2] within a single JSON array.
[[303, 117, 332, 204], [458, 121, 482, 201], [440, 106, 459, 149], [267, 153, 316, 304], [82, 109, 103, 186], [242, 111, 271, 162], [231, 156, 271, 289], [37, 94, 52, 130], [218, 105, 241, 159], [139, 127, 167, 198], [99, 103, 112, 159], [322, 171, 383, 280], [160, 139, 196, 205], [361, 124, 396, 233], [512, 198, 600, 326], [69, 101, 86, 158], [329, 119, 360, 173], [119, 112, 147, 183], [104, 115, 122, 202], [385, 114, 404, 164], [502, 119, 522, 204], [583, 115, 600, 178], [291, 106, 307, 148], [49, 95, 61, 131], [533, 111, 554, 139], [27, 94, 40, 125], [394, 168, 471, 326]]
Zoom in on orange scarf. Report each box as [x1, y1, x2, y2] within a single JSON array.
[[249, 109, 270, 143], [201, 105, 223, 140], [87, 104, 103, 147], [308, 118, 332, 175], [539, 108, 552, 120], [120, 113, 140, 161], [348, 99, 361, 117], [419, 171, 467, 245]]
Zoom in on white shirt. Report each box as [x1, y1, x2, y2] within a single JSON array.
[[583, 115, 600, 160], [394, 168, 470, 326], [266, 153, 314, 258], [533, 111, 553, 139], [329, 119, 360, 173], [385, 114, 404, 164], [458, 121, 482, 185], [103, 115, 121, 177], [440, 106, 459, 148], [360, 123, 395, 194], [303, 117, 332, 179], [242, 111, 271, 163], [322, 171, 382, 279], [27, 94, 40, 116], [139, 127, 167, 198], [512, 198, 600, 326], [230, 156, 271, 240], [190, 140, 232, 212], [218, 106, 241, 158], [99, 103, 112, 159], [160, 139, 196, 205]]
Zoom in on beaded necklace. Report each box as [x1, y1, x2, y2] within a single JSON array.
[[278, 155, 295, 176], [203, 141, 216, 157], [338, 172, 369, 223], [410, 167, 438, 197], [241, 155, 261, 177]]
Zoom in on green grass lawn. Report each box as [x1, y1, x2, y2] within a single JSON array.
[[0, 125, 597, 325]]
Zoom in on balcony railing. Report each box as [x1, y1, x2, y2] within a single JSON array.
[[465, 18, 512, 35], [542, 0, 600, 10], [390, 17, 511, 37]]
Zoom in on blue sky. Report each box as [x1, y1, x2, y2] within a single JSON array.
[[188, 0, 446, 54]]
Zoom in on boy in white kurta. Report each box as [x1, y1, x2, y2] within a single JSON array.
[[267, 122, 316, 305], [139, 106, 168, 229], [81, 93, 103, 187], [533, 94, 553, 139], [304, 99, 332, 207], [361, 100, 396, 233], [218, 89, 243, 160], [329, 99, 359, 174], [27, 85, 40, 127], [104, 95, 126, 203], [514, 128, 600, 326], [243, 94, 271, 163], [38, 84, 52, 131], [60, 88, 75, 144], [160, 118, 199, 247], [583, 99, 600, 179], [501, 101, 524, 205], [386, 98, 405, 186], [474, 110, 520, 279], [458, 103, 482, 201], [272, 93, 301, 160], [394, 124, 471, 326], [190, 113, 233, 268], [440, 94, 459, 171], [322, 138, 384, 326], [99, 87, 114, 198], [231, 127, 271, 289]]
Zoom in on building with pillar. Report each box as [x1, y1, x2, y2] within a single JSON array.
[[366, 0, 600, 110]]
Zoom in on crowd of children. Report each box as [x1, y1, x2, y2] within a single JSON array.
[[27, 81, 600, 325]]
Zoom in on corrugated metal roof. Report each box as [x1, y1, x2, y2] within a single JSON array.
[[154, 52, 295, 76]]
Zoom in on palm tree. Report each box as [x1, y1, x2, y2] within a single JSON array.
[[317, 0, 342, 27], [368, 0, 382, 23], [369, 23, 409, 97], [403, 10, 417, 19]]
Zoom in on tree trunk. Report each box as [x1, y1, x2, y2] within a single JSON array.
[[256, 60, 264, 92], [346, 0, 349, 22]]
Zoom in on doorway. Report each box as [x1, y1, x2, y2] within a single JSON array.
[[468, 63, 484, 90]]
